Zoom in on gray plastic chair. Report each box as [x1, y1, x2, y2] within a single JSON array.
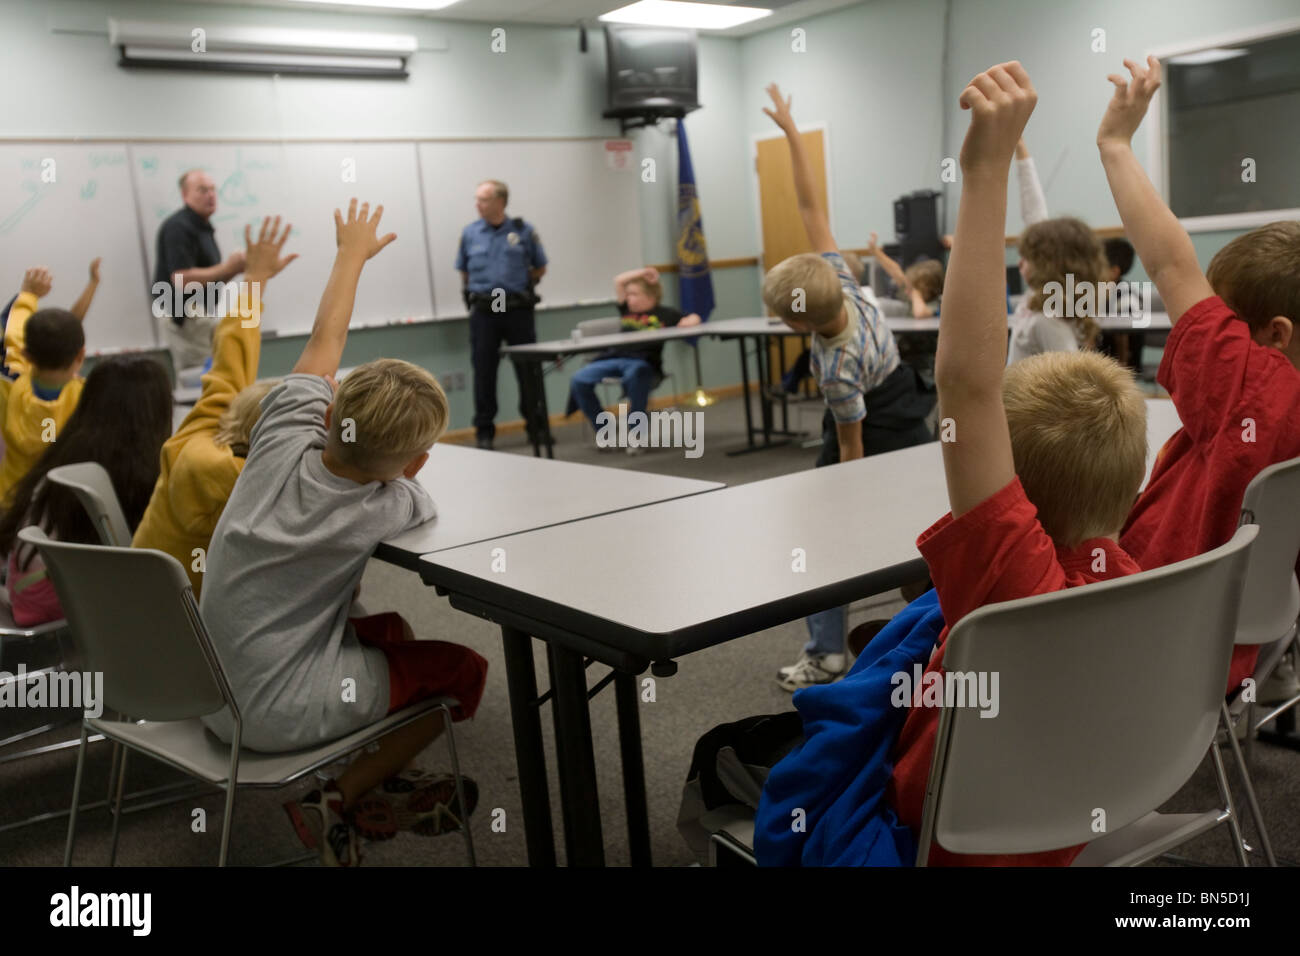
[[20, 527, 476, 867], [45, 463, 131, 547], [0, 597, 77, 769], [917, 525, 1257, 866], [1219, 455, 1300, 866]]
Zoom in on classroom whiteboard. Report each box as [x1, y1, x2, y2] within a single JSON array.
[[419, 139, 642, 318], [0, 144, 154, 350], [0, 137, 642, 350], [130, 141, 433, 337]]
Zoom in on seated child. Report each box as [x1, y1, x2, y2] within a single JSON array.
[[133, 216, 298, 598], [760, 82, 935, 691], [867, 235, 944, 319], [568, 266, 701, 446], [1100, 57, 1300, 695], [0, 260, 102, 504], [198, 200, 489, 867], [0, 356, 174, 624], [1096, 237, 1145, 372], [749, 61, 1150, 866]]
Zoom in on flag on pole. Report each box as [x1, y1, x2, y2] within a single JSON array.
[[675, 119, 715, 323]]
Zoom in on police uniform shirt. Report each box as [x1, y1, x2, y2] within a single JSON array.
[[154, 206, 222, 323], [455, 218, 548, 295]]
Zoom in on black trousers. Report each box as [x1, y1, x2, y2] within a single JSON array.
[[469, 306, 536, 439], [815, 363, 936, 467]]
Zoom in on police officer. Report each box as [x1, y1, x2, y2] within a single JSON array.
[[456, 179, 547, 450]]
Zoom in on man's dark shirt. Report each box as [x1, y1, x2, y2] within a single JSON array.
[[154, 206, 222, 325]]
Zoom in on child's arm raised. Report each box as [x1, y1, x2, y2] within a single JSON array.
[[293, 200, 395, 378], [867, 232, 908, 289], [614, 266, 656, 302], [1097, 56, 1211, 324], [763, 84, 837, 254], [68, 258, 101, 322], [936, 61, 1036, 520]]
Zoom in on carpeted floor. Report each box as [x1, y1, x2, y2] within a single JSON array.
[[2, 389, 1295, 867]]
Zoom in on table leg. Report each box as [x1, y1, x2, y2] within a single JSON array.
[[500, 626, 556, 867], [756, 336, 774, 443], [614, 671, 651, 867], [736, 338, 754, 447], [546, 642, 605, 865], [514, 358, 554, 459]]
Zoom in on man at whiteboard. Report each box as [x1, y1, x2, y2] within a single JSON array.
[[152, 169, 247, 371], [456, 179, 547, 451]]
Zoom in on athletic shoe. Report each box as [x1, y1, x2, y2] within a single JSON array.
[[476, 435, 494, 451], [403, 774, 480, 837], [777, 653, 845, 691], [284, 786, 360, 867]]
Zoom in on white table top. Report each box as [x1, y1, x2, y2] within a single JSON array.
[[420, 400, 1183, 658], [883, 312, 1172, 334], [499, 312, 1171, 361], [376, 443, 722, 569]]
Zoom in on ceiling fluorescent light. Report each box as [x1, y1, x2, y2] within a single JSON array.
[[109, 19, 416, 77], [599, 1, 772, 31], [1167, 48, 1249, 66], [278, 0, 463, 9]]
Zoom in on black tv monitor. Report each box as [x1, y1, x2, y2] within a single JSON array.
[[603, 24, 699, 118]]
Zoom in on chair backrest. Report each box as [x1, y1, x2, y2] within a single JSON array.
[[577, 317, 621, 337], [1236, 455, 1300, 646], [18, 526, 231, 723], [918, 525, 1257, 861], [46, 463, 132, 547]]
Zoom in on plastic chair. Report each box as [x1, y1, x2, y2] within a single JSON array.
[[45, 463, 131, 547], [20, 527, 476, 867], [917, 525, 1257, 866], [0, 597, 77, 767], [1218, 455, 1300, 866]]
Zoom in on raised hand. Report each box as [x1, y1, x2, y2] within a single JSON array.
[[958, 60, 1037, 176], [334, 199, 397, 262], [243, 215, 298, 282], [1098, 55, 1161, 148], [21, 267, 52, 298], [88, 257, 102, 283], [762, 83, 796, 133]]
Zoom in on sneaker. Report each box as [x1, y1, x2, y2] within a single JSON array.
[[626, 445, 645, 457], [284, 786, 361, 867], [476, 435, 494, 451], [404, 774, 480, 837], [776, 653, 846, 691]]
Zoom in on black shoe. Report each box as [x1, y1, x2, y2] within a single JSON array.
[[847, 619, 890, 659], [476, 435, 494, 451]]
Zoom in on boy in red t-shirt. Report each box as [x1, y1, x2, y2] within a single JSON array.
[[1098, 57, 1300, 696], [885, 61, 1151, 865]]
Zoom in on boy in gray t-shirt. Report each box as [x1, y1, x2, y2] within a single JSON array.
[[200, 200, 488, 866]]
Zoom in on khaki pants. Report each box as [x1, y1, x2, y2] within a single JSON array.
[[163, 314, 220, 372]]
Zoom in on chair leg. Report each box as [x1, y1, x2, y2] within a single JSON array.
[[440, 703, 476, 867], [108, 746, 129, 866], [217, 784, 238, 868], [218, 744, 241, 867], [1220, 703, 1277, 867], [63, 724, 91, 866], [1208, 741, 1251, 867]]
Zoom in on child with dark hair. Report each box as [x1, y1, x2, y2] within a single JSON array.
[[0, 260, 102, 502], [0, 355, 174, 625], [1098, 236, 1145, 374]]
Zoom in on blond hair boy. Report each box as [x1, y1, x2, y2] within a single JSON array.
[[199, 200, 487, 866]]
